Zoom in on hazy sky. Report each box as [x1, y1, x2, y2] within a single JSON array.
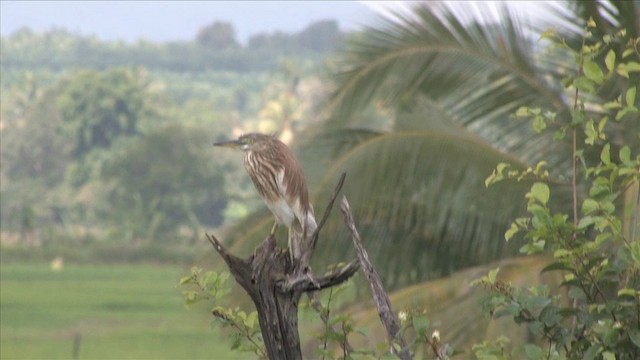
[[0, 1, 379, 43], [1, 1, 559, 44]]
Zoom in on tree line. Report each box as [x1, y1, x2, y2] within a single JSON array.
[[0, 20, 344, 73]]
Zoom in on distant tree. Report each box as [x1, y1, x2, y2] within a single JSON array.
[[56, 68, 155, 158], [296, 20, 342, 52], [102, 124, 227, 242], [0, 74, 72, 231], [1, 74, 70, 185], [247, 31, 294, 50], [195, 21, 239, 50]]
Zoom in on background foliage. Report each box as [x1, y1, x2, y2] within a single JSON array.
[[1, 2, 638, 359]]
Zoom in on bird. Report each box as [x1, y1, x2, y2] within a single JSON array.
[[214, 133, 317, 261]]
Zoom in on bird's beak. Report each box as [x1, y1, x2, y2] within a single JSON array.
[[213, 139, 241, 148]]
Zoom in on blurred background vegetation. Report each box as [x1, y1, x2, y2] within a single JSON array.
[[1, 1, 638, 359], [1, 18, 343, 257]]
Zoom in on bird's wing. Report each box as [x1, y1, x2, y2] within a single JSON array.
[[274, 143, 311, 225]]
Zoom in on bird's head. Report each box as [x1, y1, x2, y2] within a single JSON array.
[[213, 133, 275, 152]]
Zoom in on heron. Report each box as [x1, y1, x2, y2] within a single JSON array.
[[214, 133, 317, 261]]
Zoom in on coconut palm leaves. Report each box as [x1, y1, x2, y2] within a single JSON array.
[[326, 4, 574, 171], [222, 1, 635, 290]]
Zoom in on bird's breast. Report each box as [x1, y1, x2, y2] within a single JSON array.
[[265, 198, 296, 227]]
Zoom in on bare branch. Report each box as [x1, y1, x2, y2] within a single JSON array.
[[340, 196, 412, 360], [312, 259, 360, 291], [205, 232, 255, 295], [205, 233, 245, 270], [307, 172, 347, 255], [281, 258, 360, 292]]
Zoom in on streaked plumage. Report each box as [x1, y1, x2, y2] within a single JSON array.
[[214, 133, 317, 260]]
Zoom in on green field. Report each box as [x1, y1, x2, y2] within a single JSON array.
[[0, 263, 241, 359]]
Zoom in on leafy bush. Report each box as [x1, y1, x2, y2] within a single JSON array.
[[477, 20, 639, 360]]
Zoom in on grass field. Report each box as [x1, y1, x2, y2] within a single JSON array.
[[0, 262, 242, 359]]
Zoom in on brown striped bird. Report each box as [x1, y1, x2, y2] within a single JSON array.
[[214, 133, 317, 261]]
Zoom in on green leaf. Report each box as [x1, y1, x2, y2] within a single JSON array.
[[179, 275, 194, 286], [600, 143, 611, 165], [615, 106, 638, 121], [603, 100, 621, 109], [532, 116, 546, 133], [574, 77, 596, 93], [577, 216, 595, 229], [505, 223, 520, 242], [619, 146, 631, 164], [530, 182, 550, 205], [488, 267, 500, 283], [605, 49, 616, 72], [568, 287, 586, 300], [412, 315, 430, 337], [515, 106, 530, 117], [626, 61, 640, 72], [597, 116, 608, 138], [582, 198, 598, 214], [554, 127, 566, 140], [524, 344, 543, 360], [617, 62, 640, 78], [553, 249, 571, 258], [520, 240, 545, 254], [630, 329, 640, 348], [585, 119, 597, 144], [527, 203, 548, 218], [541, 261, 571, 273], [602, 351, 616, 360], [618, 288, 638, 298], [622, 48, 635, 59], [626, 86, 637, 106], [583, 61, 604, 84], [583, 343, 602, 360]]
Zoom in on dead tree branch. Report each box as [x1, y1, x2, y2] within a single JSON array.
[[205, 174, 358, 360], [340, 196, 413, 360], [205, 174, 412, 360]]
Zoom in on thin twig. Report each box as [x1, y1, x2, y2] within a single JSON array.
[[309, 172, 347, 253], [321, 288, 333, 360], [570, 34, 586, 332], [212, 308, 267, 359], [340, 196, 412, 360]]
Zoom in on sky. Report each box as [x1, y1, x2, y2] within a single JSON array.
[[0, 1, 558, 44], [0, 1, 380, 44]]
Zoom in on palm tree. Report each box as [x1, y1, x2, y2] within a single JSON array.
[[301, 0, 638, 287], [213, 0, 638, 354], [223, 1, 638, 289]]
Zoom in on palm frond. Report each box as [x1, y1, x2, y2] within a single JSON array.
[[308, 131, 536, 289], [328, 4, 567, 115], [326, 4, 574, 173]]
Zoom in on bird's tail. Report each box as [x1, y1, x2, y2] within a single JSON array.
[[304, 208, 318, 238], [290, 208, 317, 260]]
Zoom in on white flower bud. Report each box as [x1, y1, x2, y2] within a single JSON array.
[[431, 330, 440, 342]]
